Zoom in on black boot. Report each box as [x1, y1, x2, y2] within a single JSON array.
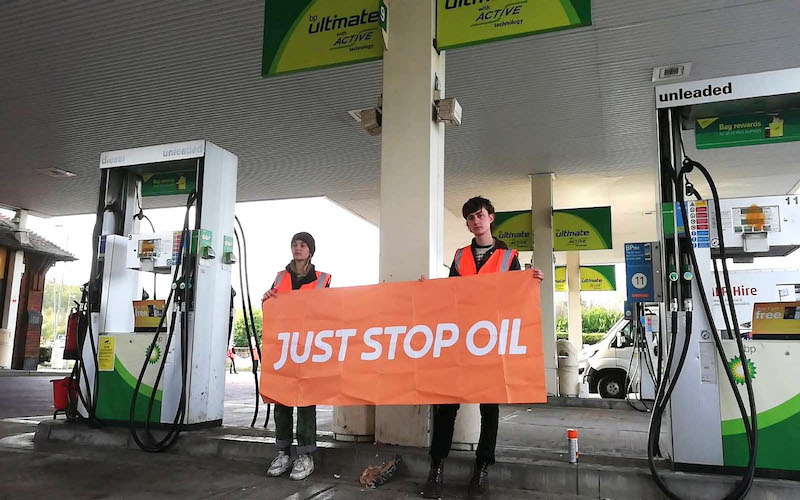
[[420, 458, 444, 499], [467, 460, 489, 498]]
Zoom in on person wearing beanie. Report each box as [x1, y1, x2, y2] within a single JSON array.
[[263, 232, 331, 481]]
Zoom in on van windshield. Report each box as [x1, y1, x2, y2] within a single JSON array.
[[604, 317, 629, 340]]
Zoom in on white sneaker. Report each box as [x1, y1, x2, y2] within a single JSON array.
[[267, 451, 291, 477], [289, 454, 314, 481]]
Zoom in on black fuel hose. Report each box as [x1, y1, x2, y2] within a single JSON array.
[[129, 190, 196, 452], [234, 216, 270, 430], [647, 158, 757, 500], [680, 159, 757, 499], [234, 228, 261, 428], [235, 216, 263, 363]]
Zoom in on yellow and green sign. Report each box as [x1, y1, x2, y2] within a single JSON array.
[[554, 265, 616, 292], [141, 172, 196, 197], [436, 0, 591, 50], [97, 333, 165, 423], [492, 210, 532, 251], [695, 110, 800, 149], [262, 0, 383, 77], [553, 207, 612, 251], [752, 302, 800, 338], [262, 0, 591, 77]]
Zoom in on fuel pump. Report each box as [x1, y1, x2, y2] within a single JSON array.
[[650, 68, 800, 498], [72, 140, 238, 451]]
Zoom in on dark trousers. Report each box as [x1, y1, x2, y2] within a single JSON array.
[[275, 404, 317, 455], [430, 403, 499, 465]]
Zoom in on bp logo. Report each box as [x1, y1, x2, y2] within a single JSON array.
[[147, 345, 162, 365], [729, 356, 756, 385]]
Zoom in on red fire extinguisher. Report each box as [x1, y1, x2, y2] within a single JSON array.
[[63, 304, 81, 360]]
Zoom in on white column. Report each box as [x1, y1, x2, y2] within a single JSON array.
[[531, 174, 558, 396], [332, 406, 375, 443], [1, 250, 25, 369], [377, 0, 443, 447], [1, 209, 28, 369], [333, 0, 446, 446], [566, 251, 582, 349]]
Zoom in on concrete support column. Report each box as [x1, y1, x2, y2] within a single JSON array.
[[333, 0, 445, 446], [566, 251, 582, 349], [1, 251, 24, 369], [377, 0, 443, 447], [531, 174, 558, 396], [1, 210, 28, 369], [332, 406, 374, 443]]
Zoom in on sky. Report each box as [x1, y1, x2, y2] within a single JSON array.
[[1, 198, 380, 304]]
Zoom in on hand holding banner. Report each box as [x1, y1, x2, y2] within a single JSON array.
[[260, 270, 545, 407]]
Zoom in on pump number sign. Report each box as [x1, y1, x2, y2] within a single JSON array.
[[625, 242, 662, 303]]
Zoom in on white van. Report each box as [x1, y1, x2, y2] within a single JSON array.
[[578, 315, 657, 399], [577, 271, 800, 399]]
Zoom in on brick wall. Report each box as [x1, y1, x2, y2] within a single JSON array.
[[24, 288, 44, 368], [11, 253, 53, 370]]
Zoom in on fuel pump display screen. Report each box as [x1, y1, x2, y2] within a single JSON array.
[[724, 205, 780, 233], [138, 239, 161, 259]]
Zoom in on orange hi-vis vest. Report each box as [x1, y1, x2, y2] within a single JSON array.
[[453, 246, 518, 276], [272, 270, 331, 292]]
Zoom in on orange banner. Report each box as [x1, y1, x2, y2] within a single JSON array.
[[259, 270, 545, 407]]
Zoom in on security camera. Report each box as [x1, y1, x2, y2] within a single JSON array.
[[435, 97, 462, 126]]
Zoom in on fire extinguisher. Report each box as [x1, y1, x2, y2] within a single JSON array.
[[63, 302, 81, 360]]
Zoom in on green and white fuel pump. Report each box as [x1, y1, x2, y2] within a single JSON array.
[[76, 140, 237, 451], [650, 67, 800, 499]]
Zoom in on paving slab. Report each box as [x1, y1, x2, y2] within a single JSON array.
[[32, 420, 800, 500]]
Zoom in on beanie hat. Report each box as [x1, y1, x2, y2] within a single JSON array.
[[291, 232, 316, 257]]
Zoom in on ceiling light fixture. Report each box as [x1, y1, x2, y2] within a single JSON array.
[[37, 167, 76, 178]]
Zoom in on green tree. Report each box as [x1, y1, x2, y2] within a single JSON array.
[[555, 306, 622, 334], [232, 308, 262, 348]]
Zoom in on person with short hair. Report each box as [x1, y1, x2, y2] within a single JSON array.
[[421, 196, 544, 499], [263, 232, 331, 481]]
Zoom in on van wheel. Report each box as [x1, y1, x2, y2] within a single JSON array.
[[598, 373, 625, 399]]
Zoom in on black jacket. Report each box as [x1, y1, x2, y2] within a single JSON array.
[[449, 238, 521, 277]]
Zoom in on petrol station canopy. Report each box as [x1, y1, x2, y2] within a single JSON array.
[[1, 1, 799, 264]]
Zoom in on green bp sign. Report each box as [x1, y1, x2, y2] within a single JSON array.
[[695, 110, 800, 149], [262, 0, 591, 77], [553, 207, 612, 251], [141, 172, 196, 197], [492, 210, 532, 251]]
